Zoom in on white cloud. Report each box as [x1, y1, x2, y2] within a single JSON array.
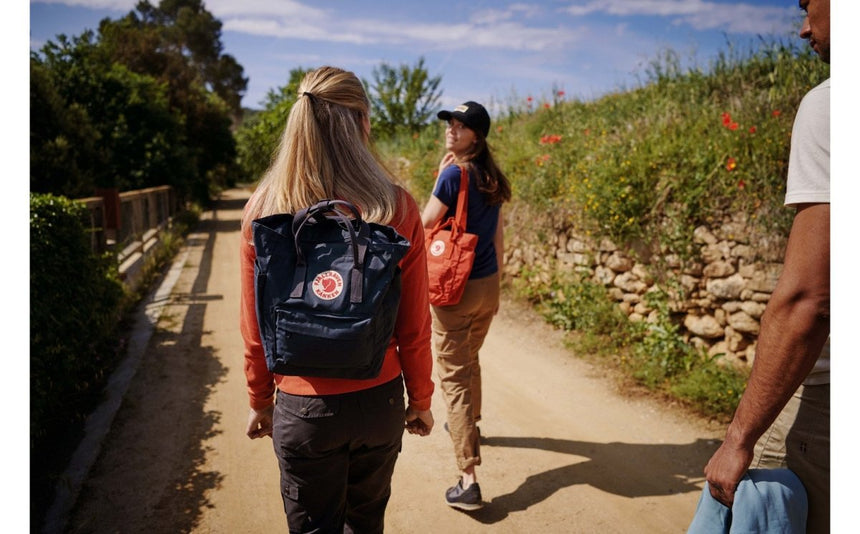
[[205, 0, 328, 20], [219, 6, 582, 53], [560, 0, 795, 34], [32, 0, 134, 9], [563, 0, 694, 17], [682, 4, 798, 34], [224, 18, 375, 44], [470, 8, 517, 26], [509, 3, 543, 18], [468, 22, 581, 51]]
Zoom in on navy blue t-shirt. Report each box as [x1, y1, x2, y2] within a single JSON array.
[[432, 164, 500, 279]]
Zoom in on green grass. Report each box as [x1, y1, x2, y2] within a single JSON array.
[[379, 38, 828, 419]]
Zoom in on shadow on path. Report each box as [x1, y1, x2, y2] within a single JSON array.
[[66, 198, 236, 533], [461, 435, 718, 525]]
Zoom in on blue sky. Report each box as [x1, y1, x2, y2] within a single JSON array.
[[29, 0, 807, 112]]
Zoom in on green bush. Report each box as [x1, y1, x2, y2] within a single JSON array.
[[30, 193, 125, 524], [626, 288, 696, 385], [670, 358, 748, 418], [542, 275, 630, 337]]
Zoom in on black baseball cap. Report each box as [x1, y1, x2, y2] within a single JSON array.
[[437, 101, 490, 138]]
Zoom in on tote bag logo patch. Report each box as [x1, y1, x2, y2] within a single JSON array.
[[311, 270, 344, 300], [429, 240, 446, 257]]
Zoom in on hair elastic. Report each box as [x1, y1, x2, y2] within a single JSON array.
[[303, 91, 317, 103]]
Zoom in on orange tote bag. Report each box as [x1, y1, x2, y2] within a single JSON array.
[[425, 166, 478, 306]]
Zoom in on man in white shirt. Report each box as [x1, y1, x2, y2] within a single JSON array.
[[703, 0, 831, 531]]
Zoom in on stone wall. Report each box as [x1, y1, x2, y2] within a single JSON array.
[[503, 203, 788, 368]]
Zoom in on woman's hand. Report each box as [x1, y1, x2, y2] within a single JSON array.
[[437, 152, 456, 177], [405, 407, 434, 436], [246, 405, 274, 439]]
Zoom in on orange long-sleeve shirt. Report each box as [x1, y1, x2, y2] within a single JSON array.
[[240, 187, 434, 412]]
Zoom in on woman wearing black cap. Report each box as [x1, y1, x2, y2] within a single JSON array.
[[421, 100, 511, 511]]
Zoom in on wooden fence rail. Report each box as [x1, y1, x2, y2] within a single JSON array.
[[77, 186, 178, 291]]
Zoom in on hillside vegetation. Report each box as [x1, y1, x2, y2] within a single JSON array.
[[378, 40, 829, 419]]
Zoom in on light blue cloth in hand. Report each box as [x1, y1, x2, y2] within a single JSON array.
[[687, 468, 807, 534]]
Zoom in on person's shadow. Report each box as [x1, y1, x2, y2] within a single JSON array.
[[464, 435, 719, 524]]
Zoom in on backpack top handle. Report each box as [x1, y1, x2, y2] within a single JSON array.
[[289, 199, 370, 304]]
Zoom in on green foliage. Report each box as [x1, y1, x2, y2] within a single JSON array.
[[375, 120, 446, 200], [31, 36, 191, 196], [543, 275, 630, 336], [670, 358, 748, 418], [35, 34, 194, 193], [30, 58, 103, 198], [30, 193, 126, 524], [627, 289, 700, 386], [234, 68, 310, 182], [367, 57, 443, 140], [30, 0, 245, 205], [104, 0, 248, 118], [98, 0, 244, 203]]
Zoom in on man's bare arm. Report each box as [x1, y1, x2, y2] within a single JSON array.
[[704, 202, 830, 505]]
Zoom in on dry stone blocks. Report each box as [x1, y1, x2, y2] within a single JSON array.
[[504, 206, 786, 367]]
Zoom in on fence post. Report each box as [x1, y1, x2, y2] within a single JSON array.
[[95, 188, 121, 246]]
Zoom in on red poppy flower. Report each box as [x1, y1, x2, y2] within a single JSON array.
[[728, 122, 738, 131], [749, 126, 756, 134], [527, 96, 533, 103], [737, 179, 746, 189], [726, 157, 737, 171], [557, 90, 565, 97], [772, 110, 781, 117], [544, 103, 551, 109], [721, 112, 732, 126]]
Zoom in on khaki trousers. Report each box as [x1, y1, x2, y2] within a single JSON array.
[[431, 273, 500, 472], [753, 383, 829, 533]]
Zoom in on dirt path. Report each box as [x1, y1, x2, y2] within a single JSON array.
[[66, 188, 723, 533]]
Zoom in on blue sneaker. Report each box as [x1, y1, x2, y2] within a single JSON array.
[[445, 480, 483, 511]]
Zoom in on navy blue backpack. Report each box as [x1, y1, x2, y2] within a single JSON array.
[[252, 199, 411, 379]]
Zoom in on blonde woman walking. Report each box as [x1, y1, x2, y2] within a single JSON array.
[[240, 66, 435, 533]]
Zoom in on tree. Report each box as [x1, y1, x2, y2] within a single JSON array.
[[99, 1, 246, 202], [107, 0, 248, 118], [30, 0, 247, 204], [234, 68, 311, 182], [31, 33, 190, 197], [30, 55, 103, 198], [367, 57, 443, 139]]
